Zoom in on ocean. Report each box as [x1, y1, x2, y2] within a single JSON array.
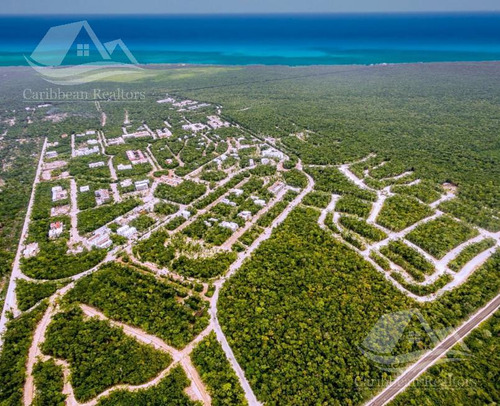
[[1, 13, 500, 66]]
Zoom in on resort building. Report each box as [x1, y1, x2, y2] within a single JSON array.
[[75, 146, 99, 157]]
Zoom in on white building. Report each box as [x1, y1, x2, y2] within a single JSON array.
[[269, 181, 286, 195], [156, 128, 172, 138], [120, 179, 133, 188], [80, 185, 90, 192], [220, 221, 239, 232], [238, 211, 252, 221], [117, 164, 133, 171], [95, 189, 111, 205], [89, 161, 105, 168], [86, 130, 96, 135], [45, 150, 58, 159], [117, 225, 137, 239], [107, 137, 125, 146], [23, 242, 39, 258], [221, 198, 237, 207], [88, 230, 112, 249], [179, 210, 191, 219], [51, 186, 68, 202], [75, 146, 99, 157], [262, 148, 285, 160], [134, 179, 150, 191], [231, 188, 244, 197], [254, 199, 266, 207], [48, 222, 64, 239]]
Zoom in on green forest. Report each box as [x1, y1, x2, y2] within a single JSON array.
[[191, 332, 248, 406], [390, 311, 500, 406], [42, 306, 172, 401], [67, 263, 209, 349], [218, 206, 500, 405]]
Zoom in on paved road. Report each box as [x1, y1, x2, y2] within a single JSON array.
[[365, 293, 500, 406]]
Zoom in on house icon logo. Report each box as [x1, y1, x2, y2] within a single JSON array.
[[358, 309, 470, 372], [24, 21, 143, 85]]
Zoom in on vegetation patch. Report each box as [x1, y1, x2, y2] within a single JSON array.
[[32, 359, 67, 406], [339, 215, 387, 242], [21, 241, 106, 280], [16, 279, 67, 311], [77, 198, 141, 234], [407, 216, 479, 259], [155, 180, 206, 205], [67, 263, 209, 348], [219, 207, 419, 406], [391, 273, 453, 296], [172, 251, 237, 279], [305, 167, 376, 201], [392, 181, 443, 204], [191, 332, 248, 406], [390, 311, 500, 406], [96, 366, 197, 406], [380, 240, 435, 282], [42, 307, 172, 402], [302, 191, 331, 208], [448, 238, 497, 272], [335, 195, 372, 218], [377, 195, 434, 232], [0, 303, 48, 406]]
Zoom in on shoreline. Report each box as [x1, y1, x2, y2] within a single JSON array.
[[0, 59, 500, 69]]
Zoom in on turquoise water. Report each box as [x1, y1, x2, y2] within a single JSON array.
[[1, 13, 500, 66]]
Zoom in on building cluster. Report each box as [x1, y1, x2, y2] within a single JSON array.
[[160, 173, 183, 187], [75, 146, 99, 157], [107, 137, 125, 146], [156, 128, 172, 138], [207, 115, 230, 129], [117, 224, 137, 239], [88, 228, 113, 249], [182, 123, 208, 133], [126, 150, 148, 165]]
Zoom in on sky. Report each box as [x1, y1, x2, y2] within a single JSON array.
[[2, 0, 500, 14]]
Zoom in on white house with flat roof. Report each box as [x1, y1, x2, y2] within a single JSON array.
[[220, 221, 239, 232]]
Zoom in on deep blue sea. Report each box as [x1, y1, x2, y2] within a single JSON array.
[[1, 13, 500, 66]]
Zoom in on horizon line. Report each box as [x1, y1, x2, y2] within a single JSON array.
[[2, 10, 500, 17]]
